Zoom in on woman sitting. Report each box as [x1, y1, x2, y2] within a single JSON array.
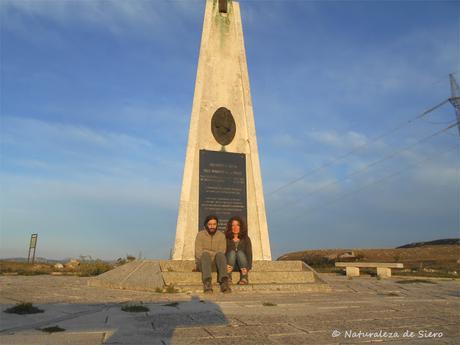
[[225, 216, 252, 285]]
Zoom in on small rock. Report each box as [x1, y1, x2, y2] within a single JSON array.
[[65, 259, 80, 269]]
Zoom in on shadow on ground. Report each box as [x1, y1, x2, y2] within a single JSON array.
[[106, 296, 228, 345], [0, 296, 228, 345]]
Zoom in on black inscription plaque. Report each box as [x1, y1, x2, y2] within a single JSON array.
[[199, 150, 247, 233]]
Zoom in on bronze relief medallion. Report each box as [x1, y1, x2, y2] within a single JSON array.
[[211, 107, 236, 146]]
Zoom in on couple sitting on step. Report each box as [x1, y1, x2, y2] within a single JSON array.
[[195, 215, 253, 293]]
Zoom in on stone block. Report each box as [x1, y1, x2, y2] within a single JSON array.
[[335, 262, 403, 268], [252, 261, 304, 272], [346, 266, 360, 277], [377, 267, 392, 278]]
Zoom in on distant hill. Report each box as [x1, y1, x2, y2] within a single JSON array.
[[0, 257, 67, 264], [278, 242, 460, 277], [397, 238, 460, 249]]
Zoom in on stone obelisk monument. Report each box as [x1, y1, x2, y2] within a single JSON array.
[[89, 0, 328, 294], [172, 0, 271, 261]]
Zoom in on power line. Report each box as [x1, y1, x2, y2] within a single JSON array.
[[272, 144, 459, 220], [422, 118, 455, 125], [267, 98, 450, 197], [445, 131, 460, 138], [270, 121, 459, 214]]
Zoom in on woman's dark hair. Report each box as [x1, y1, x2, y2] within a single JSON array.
[[225, 216, 247, 239], [204, 215, 218, 228]]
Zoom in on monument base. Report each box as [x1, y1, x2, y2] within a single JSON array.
[[88, 260, 330, 293]]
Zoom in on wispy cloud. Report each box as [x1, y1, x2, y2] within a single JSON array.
[[1, 0, 458, 260], [0, 114, 182, 260], [1, 0, 202, 37], [0, 116, 184, 182], [307, 130, 368, 149], [3, 116, 153, 149]]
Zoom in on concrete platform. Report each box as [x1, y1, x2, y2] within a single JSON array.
[[88, 260, 330, 293], [1, 274, 459, 344]]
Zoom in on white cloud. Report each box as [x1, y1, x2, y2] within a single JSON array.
[[0, 115, 187, 183], [308, 129, 368, 149], [0, 173, 177, 207], [270, 133, 301, 148], [2, 116, 153, 150], [413, 157, 459, 186]]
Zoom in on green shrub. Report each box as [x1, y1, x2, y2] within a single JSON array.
[[121, 304, 149, 312], [262, 302, 277, 307], [163, 302, 179, 307], [302, 255, 335, 268], [4, 302, 44, 315], [40, 326, 65, 333]]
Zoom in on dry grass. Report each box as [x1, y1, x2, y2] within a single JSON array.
[[77, 261, 113, 277], [0, 261, 54, 275], [0, 260, 114, 277]]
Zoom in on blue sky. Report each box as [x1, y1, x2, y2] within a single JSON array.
[[1, 0, 459, 260]]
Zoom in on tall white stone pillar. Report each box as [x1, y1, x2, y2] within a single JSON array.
[[172, 0, 271, 261]]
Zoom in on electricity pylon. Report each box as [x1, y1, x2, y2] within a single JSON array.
[[448, 73, 460, 136]]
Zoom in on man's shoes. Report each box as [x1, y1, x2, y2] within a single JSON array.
[[203, 279, 213, 293], [220, 277, 231, 293]]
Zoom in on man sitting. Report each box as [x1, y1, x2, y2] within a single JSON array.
[[195, 215, 231, 293]]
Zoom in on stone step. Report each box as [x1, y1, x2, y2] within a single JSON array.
[[88, 260, 163, 290], [159, 260, 307, 272], [252, 260, 306, 272], [162, 271, 316, 286], [160, 260, 195, 272], [175, 283, 331, 293], [88, 260, 329, 293]]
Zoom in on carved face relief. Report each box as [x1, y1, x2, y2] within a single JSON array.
[[211, 107, 236, 146]]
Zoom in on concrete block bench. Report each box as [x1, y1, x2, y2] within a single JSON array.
[[335, 262, 404, 278]]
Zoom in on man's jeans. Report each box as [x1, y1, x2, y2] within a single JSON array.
[[197, 252, 228, 283], [226, 250, 249, 271]]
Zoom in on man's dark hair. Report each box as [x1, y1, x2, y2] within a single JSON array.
[[204, 215, 219, 228], [225, 216, 247, 239]]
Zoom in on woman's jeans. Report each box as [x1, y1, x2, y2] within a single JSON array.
[[226, 250, 248, 271]]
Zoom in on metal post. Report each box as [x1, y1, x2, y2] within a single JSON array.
[[27, 234, 38, 264]]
